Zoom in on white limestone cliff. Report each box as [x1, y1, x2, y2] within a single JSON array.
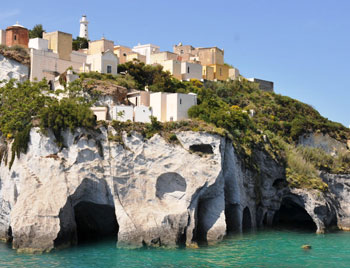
[[0, 54, 29, 84], [0, 127, 348, 252]]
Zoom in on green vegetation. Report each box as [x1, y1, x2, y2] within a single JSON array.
[[72, 37, 89, 51], [184, 78, 350, 191], [29, 24, 45, 39], [1, 64, 349, 192], [79, 71, 137, 89], [39, 98, 96, 147], [0, 79, 97, 168], [118, 60, 193, 92], [109, 118, 227, 145]]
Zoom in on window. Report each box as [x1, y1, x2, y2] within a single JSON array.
[[14, 35, 17, 41], [123, 53, 127, 57], [187, 66, 190, 73], [180, 98, 182, 105], [107, 65, 112, 74], [180, 50, 184, 54], [220, 68, 222, 76]]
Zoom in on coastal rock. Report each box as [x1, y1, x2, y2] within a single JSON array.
[[0, 128, 348, 252], [0, 54, 29, 84]]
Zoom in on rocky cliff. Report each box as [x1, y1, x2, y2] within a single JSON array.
[[0, 54, 29, 84], [0, 127, 348, 253]]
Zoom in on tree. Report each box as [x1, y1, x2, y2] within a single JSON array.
[[29, 24, 45, 39], [72, 37, 89, 51]]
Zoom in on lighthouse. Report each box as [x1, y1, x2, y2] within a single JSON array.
[[79, 15, 89, 40]]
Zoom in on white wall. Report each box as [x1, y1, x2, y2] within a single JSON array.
[[112, 105, 133, 121], [30, 49, 86, 81], [166, 93, 197, 121], [132, 44, 160, 65], [0, 30, 6, 45], [181, 62, 203, 81], [150, 92, 168, 122], [86, 51, 118, 75], [161, 60, 181, 80], [29, 38, 49, 51], [134, 106, 152, 123]]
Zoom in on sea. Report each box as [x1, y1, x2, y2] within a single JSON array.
[[1, 229, 350, 267]]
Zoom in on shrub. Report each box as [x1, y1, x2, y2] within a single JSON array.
[[39, 98, 96, 146]]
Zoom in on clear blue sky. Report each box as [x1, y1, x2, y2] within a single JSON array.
[[1, 0, 349, 127]]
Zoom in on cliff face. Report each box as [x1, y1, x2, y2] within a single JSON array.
[[0, 54, 29, 84], [0, 128, 348, 252]]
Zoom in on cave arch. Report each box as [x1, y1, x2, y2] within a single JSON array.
[[74, 201, 118, 244], [225, 203, 241, 234], [242, 207, 252, 232], [273, 197, 317, 231], [54, 178, 119, 247]]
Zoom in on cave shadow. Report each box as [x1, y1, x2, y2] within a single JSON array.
[[54, 178, 119, 248], [192, 196, 222, 246], [273, 197, 317, 232], [242, 207, 252, 232], [225, 203, 241, 234], [156, 172, 187, 199]]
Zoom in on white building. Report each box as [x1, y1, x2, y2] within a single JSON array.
[[0, 30, 5, 45], [149, 92, 197, 122], [181, 62, 203, 81], [30, 43, 87, 82], [29, 38, 49, 51], [91, 107, 108, 121], [112, 105, 134, 121], [128, 90, 150, 107], [149, 92, 168, 122], [166, 93, 197, 121], [86, 50, 118, 75], [134, 106, 152, 123], [132, 43, 160, 65], [79, 15, 89, 40]]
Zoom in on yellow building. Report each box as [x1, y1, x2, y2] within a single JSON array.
[[173, 44, 229, 80], [88, 38, 114, 55], [43, 31, 72, 61], [114, 45, 146, 64], [202, 66, 214, 80], [208, 64, 229, 81], [126, 52, 146, 63], [196, 47, 224, 65], [114, 45, 132, 64]]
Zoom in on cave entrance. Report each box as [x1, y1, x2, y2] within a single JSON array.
[[74, 201, 119, 244], [225, 204, 241, 234], [242, 207, 252, 232], [273, 198, 317, 232], [193, 199, 207, 245]]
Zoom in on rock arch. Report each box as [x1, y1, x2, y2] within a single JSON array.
[[242, 207, 252, 232], [273, 197, 317, 231], [225, 203, 241, 233], [54, 178, 118, 247]]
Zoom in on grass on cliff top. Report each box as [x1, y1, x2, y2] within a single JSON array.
[[0, 44, 30, 66], [107, 117, 228, 145], [1, 67, 350, 192]]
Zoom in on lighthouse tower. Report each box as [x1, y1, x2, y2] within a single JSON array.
[[79, 15, 89, 40]]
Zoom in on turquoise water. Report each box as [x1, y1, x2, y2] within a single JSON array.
[[1, 230, 350, 267]]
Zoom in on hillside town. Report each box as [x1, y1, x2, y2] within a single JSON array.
[[0, 15, 274, 123]]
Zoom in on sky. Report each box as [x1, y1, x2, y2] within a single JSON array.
[[1, 0, 349, 127]]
